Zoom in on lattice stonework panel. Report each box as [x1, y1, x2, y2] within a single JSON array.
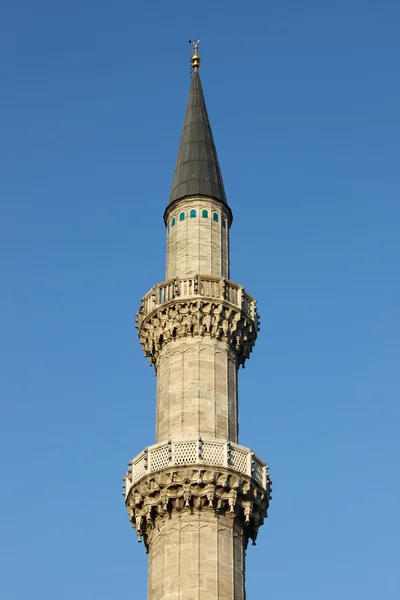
[[252, 458, 264, 487], [132, 455, 147, 483], [232, 449, 248, 474], [150, 445, 170, 471], [202, 442, 224, 465], [173, 442, 198, 465]]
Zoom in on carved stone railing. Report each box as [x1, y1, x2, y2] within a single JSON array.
[[138, 275, 257, 327], [123, 438, 270, 498]]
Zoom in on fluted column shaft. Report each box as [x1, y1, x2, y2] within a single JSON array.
[[155, 337, 238, 443], [148, 512, 246, 600]]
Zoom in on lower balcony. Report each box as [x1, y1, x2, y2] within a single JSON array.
[[124, 438, 270, 498]]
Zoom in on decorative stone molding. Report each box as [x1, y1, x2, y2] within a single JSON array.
[[125, 466, 270, 552], [138, 299, 257, 368]]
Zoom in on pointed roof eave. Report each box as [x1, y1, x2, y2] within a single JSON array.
[[165, 69, 232, 224]]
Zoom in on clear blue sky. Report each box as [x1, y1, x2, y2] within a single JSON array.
[[1, 1, 399, 598]]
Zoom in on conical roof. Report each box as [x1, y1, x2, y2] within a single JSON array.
[[168, 70, 228, 206]]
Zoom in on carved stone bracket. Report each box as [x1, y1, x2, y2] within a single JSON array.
[[138, 299, 257, 368], [125, 466, 269, 552]]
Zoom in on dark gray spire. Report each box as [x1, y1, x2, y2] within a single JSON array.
[[168, 70, 228, 206]]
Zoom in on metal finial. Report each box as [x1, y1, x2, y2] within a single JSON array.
[[190, 38, 201, 71]]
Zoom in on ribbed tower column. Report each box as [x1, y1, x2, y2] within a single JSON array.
[[124, 43, 271, 600]]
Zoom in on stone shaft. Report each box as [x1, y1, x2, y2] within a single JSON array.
[[148, 512, 246, 600], [156, 337, 238, 443], [165, 198, 231, 280]]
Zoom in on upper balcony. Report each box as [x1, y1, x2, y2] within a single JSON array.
[[137, 275, 258, 327]]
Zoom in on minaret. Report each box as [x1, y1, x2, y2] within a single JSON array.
[[124, 41, 271, 600]]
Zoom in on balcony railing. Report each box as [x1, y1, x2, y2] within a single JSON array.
[[124, 438, 269, 498], [138, 275, 257, 325]]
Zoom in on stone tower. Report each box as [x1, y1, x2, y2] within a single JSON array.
[[123, 42, 271, 600]]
